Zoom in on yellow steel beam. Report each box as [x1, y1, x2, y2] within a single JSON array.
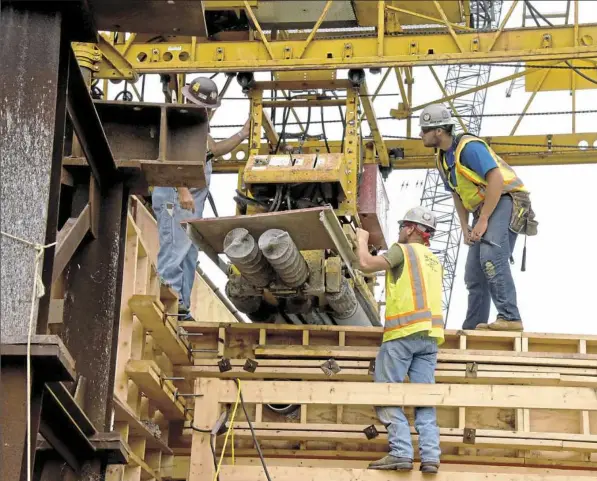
[[94, 23, 597, 76], [359, 82, 390, 167], [428, 66, 468, 132], [385, 4, 474, 31], [210, 134, 597, 172]]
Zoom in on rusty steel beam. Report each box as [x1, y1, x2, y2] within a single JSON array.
[[67, 51, 118, 190]]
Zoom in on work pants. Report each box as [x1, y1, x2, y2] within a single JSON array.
[[374, 334, 441, 463], [151, 162, 212, 312], [462, 195, 521, 329]]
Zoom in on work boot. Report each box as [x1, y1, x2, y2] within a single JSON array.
[[488, 318, 523, 331], [475, 323, 489, 330], [420, 461, 440, 474], [368, 455, 413, 471]]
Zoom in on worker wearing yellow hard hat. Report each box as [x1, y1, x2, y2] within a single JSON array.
[[419, 103, 538, 332], [356, 206, 443, 474]]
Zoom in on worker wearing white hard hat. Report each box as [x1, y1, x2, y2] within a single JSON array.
[[355, 206, 443, 474], [151, 77, 251, 320], [418, 103, 538, 332]]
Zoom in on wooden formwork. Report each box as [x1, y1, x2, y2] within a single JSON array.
[[105, 197, 240, 481], [176, 322, 597, 480], [107, 200, 597, 480]]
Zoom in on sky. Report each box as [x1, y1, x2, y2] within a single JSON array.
[[113, 1, 597, 334]]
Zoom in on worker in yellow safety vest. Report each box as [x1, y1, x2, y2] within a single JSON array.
[[419, 103, 538, 332], [356, 206, 443, 474]]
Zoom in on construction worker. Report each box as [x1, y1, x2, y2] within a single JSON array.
[[418, 104, 537, 331], [356, 206, 443, 474], [152, 77, 250, 320]]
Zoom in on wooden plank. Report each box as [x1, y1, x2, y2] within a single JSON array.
[[125, 360, 187, 420], [177, 364, 597, 386], [184, 207, 338, 254], [225, 427, 597, 452], [218, 381, 597, 410], [128, 295, 190, 365], [113, 396, 173, 454], [189, 379, 220, 481], [52, 204, 91, 282], [253, 345, 597, 368], [220, 465, 597, 480], [172, 456, 597, 478]]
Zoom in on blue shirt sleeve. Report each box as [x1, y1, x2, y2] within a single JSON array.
[[460, 141, 498, 179]]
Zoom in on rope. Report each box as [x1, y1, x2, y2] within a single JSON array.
[[213, 379, 241, 481], [0, 231, 56, 481]]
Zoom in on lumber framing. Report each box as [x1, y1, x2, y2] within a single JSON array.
[[217, 380, 597, 410], [217, 465, 597, 480]]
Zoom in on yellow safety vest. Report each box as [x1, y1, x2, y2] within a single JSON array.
[[384, 243, 444, 345], [437, 135, 527, 212]]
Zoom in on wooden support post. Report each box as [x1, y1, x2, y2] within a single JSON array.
[[189, 379, 221, 481]]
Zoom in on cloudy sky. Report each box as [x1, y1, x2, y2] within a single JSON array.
[[128, 0, 597, 334]]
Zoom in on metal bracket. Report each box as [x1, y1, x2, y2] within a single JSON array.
[[321, 358, 341, 376], [343, 43, 353, 60], [243, 359, 258, 373], [368, 359, 376, 376], [215, 47, 225, 62], [284, 46, 292, 59], [463, 428, 476, 445], [542, 33, 552, 48], [363, 424, 379, 440], [465, 362, 478, 378], [471, 37, 480, 52], [218, 358, 232, 373], [409, 41, 418, 55]]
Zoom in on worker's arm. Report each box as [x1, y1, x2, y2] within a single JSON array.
[[355, 228, 403, 274], [452, 192, 472, 246], [460, 142, 502, 242], [470, 167, 504, 241], [208, 119, 250, 157]]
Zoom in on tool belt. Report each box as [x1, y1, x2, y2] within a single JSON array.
[[508, 191, 538, 236]]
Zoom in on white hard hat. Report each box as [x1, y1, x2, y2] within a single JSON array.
[[419, 104, 454, 128], [399, 206, 437, 233]]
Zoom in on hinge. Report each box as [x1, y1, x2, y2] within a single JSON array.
[[363, 424, 379, 440], [463, 428, 476, 444], [243, 359, 258, 373], [218, 358, 232, 373]]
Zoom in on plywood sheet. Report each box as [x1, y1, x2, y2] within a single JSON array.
[[185, 207, 337, 254]]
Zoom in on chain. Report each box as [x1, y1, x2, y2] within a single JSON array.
[[211, 109, 597, 130]]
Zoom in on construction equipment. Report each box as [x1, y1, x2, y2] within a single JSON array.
[[187, 74, 389, 326]]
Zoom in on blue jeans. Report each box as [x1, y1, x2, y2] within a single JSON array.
[[151, 162, 212, 311], [374, 334, 440, 463], [462, 195, 520, 329]]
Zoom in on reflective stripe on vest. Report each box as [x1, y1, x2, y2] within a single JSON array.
[[383, 244, 444, 345], [436, 135, 527, 212]]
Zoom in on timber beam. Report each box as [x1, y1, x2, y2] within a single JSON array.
[[94, 23, 597, 75], [218, 465, 597, 480], [217, 380, 597, 410]]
